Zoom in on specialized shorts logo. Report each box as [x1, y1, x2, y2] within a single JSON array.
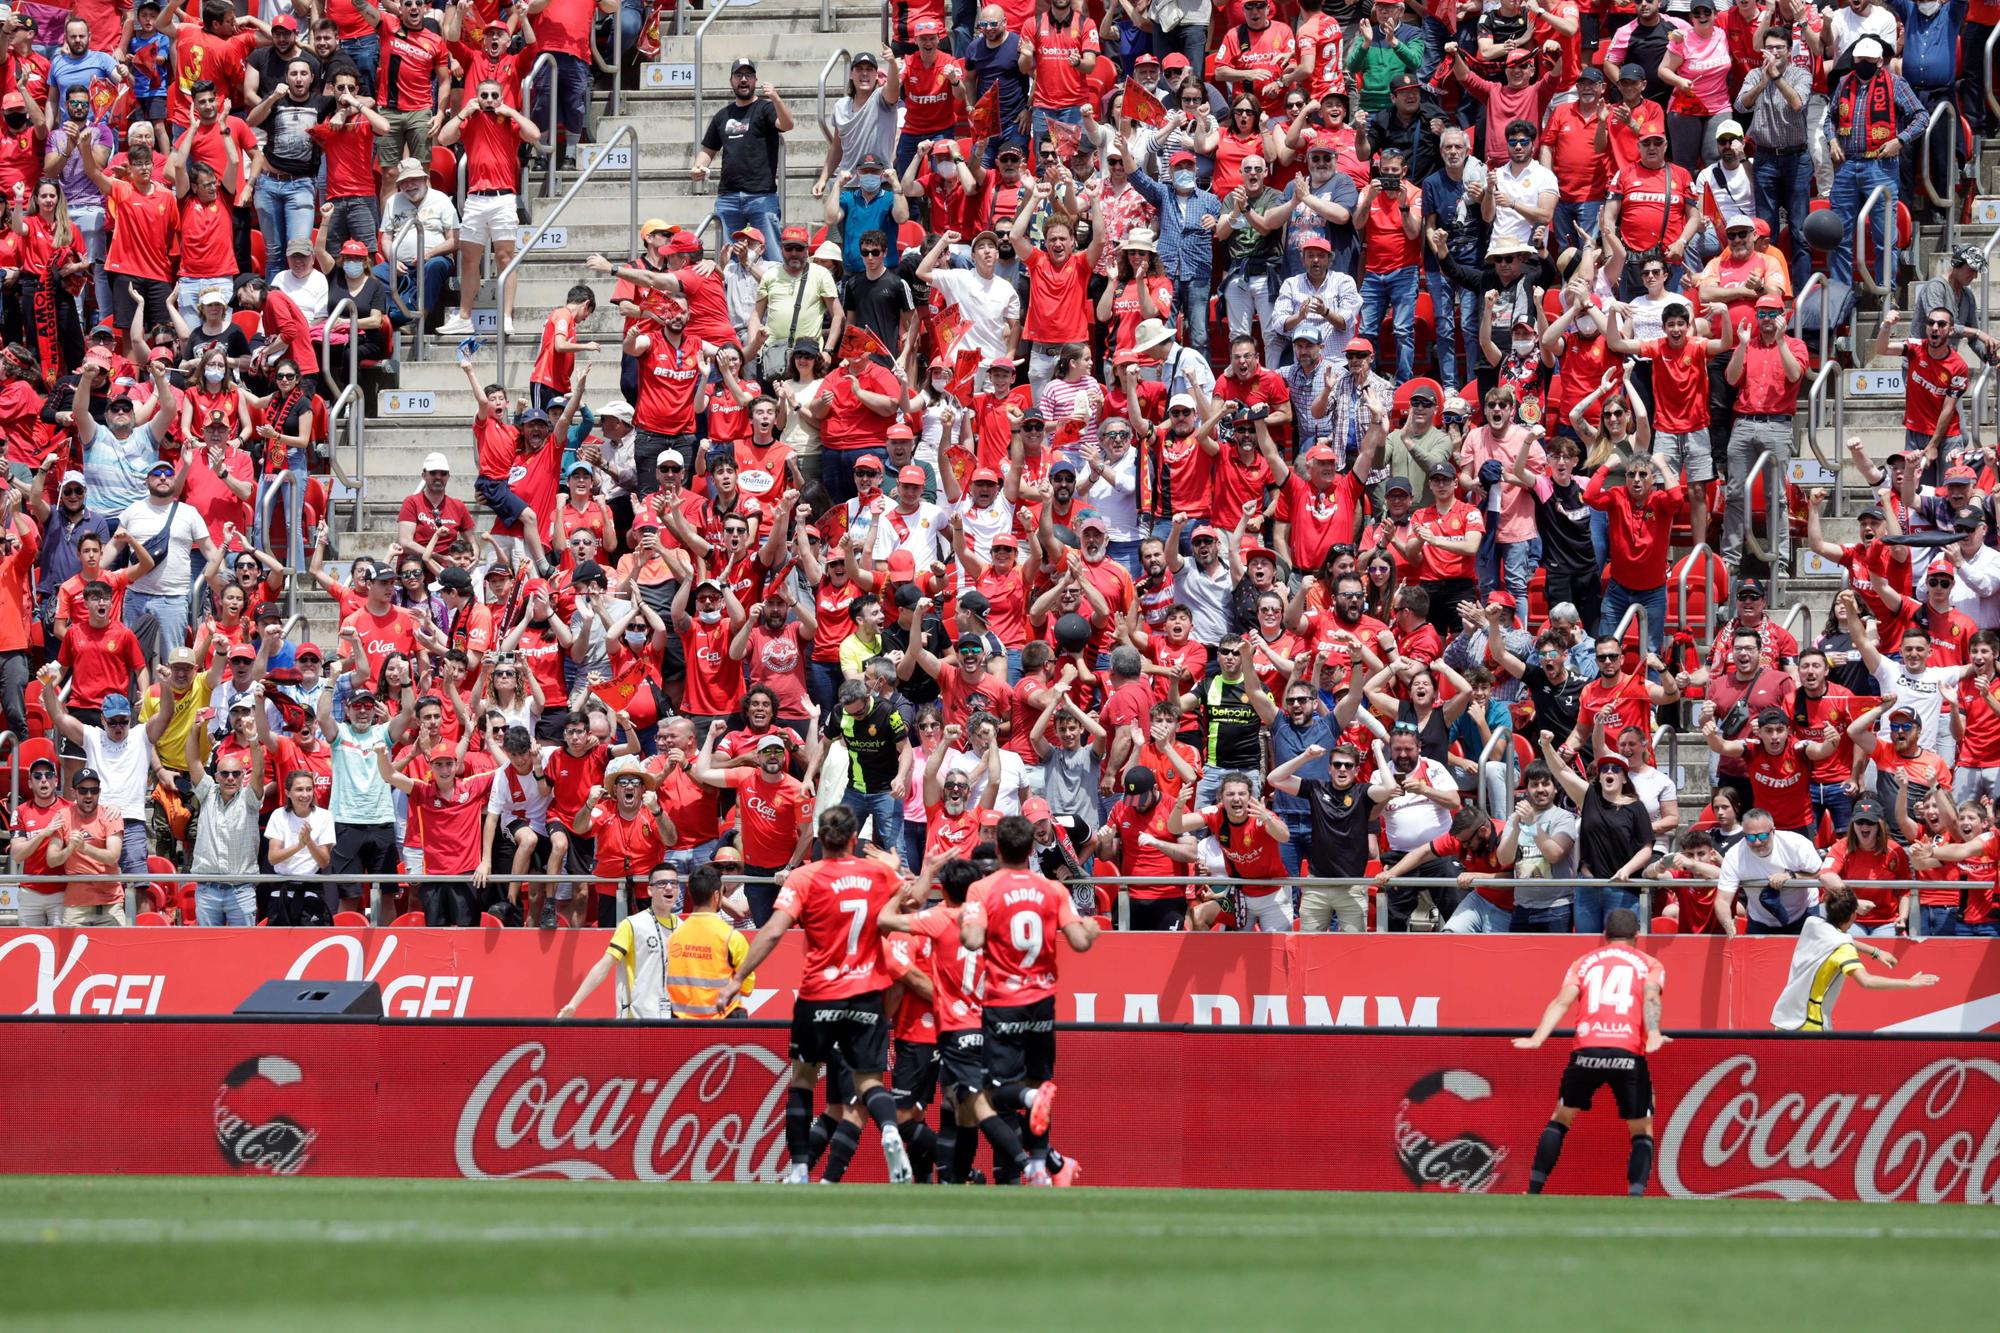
[[1394, 1069, 1508, 1194], [214, 1055, 318, 1176]]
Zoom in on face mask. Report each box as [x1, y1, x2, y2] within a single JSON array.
[[698, 609, 721, 625], [857, 173, 882, 196], [1917, 0, 1942, 13], [1575, 313, 1600, 337], [1511, 334, 1536, 356], [343, 261, 365, 280], [930, 374, 948, 390], [204, 367, 225, 384], [1853, 60, 1880, 79], [1172, 169, 1195, 191]]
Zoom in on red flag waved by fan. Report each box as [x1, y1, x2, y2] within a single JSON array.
[[969, 82, 1000, 140], [1120, 79, 1166, 128], [838, 324, 890, 362], [946, 346, 981, 401], [1045, 117, 1083, 162]]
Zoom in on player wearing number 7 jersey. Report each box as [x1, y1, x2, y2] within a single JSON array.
[[721, 805, 915, 1184], [1511, 909, 1669, 1197], [960, 815, 1100, 1185]]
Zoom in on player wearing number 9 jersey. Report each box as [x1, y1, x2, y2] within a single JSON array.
[[1511, 909, 1668, 1197], [723, 805, 916, 1184], [960, 815, 1100, 1185]]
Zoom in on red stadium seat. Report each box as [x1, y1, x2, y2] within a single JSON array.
[[392, 910, 427, 926], [134, 911, 169, 926], [333, 911, 370, 927], [479, 912, 505, 927], [1813, 809, 1835, 850], [176, 882, 198, 925], [1666, 549, 1728, 635], [1650, 916, 1679, 935]]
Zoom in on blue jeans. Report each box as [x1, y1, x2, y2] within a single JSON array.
[[1442, 892, 1512, 933], [1500, 537, 1540, 623], [806, 660, 841, 717], [254, 175, 319, 279], [1277, 810, 1313, 878], [197, 881, 256, 926], [1510, 903, 1573, 933], [340, 34, 380, 90], [1572, 886, 1639, 934], [1426, 269, 1479, 393], [68, 202, 111, 330], [715, 190, 783, 260], [373, 257, 454, 327], [660, 838, 722, 890], [1598, 580, 1666, 655], [1152, 23, 1207, 72], [1826, 157, 1898, 294], [1921, 904, 1959, 938], [1106, 537, 1143, 579], [125, 588, 189, 664], [532, 51, 591, 138], [1753, 146, 1814, 293], [1173, 275, 1211, 357], [842, 787, 903, 856], [901, 819, 928, 873], [1809, 781, 1852, 837], [1358, 265, 1419, 382], [1194, 768, 1260, 809], [1548, 199, 1602, 266]]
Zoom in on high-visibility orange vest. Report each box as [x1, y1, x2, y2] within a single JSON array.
[[664, 913, 751, 1019]]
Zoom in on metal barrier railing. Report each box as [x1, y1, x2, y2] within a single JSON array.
[[496, 123, 641, 390], [1673, 541, 1722, 653], [1970, 363, 1992, 450], [592, 4, 624, 119], [1794, 271, 1830, 368], [319, 297, 359, 398], [1988, 26, 2000, 125], [1979, 228, 2000, 361], [325, 383, 366, 536], [255, 472, 304, 620], [1743, 449, 1776, 574], [1921, 100, 1959, 257], [522, 52, 559, 200], [1473, 723, 1515, 819], [1855, 183, 1896, 349], [1774, 599, 1815, 656], [689, 3, 731, 190], [816, 48, 850, 140], [1650, 720, 1680, 806], [384, 215, 430, 361], [1611, 599, 1650, 659]]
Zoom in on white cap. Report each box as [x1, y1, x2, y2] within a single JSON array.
[[59, 469, 84, 489], [198, 287, 230, 306], [1168, 392, 1198, 411], [597, 399, 635, 420], [420, 452, 451, 473]]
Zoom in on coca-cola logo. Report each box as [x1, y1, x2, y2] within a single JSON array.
[[1393, 1069, 1508, 1194], [213, 1055, 317, 1176], [454, 1040, 792, 1182], [1660, 1054, 2000, 1204]]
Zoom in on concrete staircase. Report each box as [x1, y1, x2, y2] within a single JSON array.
[[298, 25, 2000, 822]]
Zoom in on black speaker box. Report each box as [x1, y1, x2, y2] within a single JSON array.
[[234, 979, 384, 1017]]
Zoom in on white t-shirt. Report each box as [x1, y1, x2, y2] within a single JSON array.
[[1628, 764, 1677, 853], [1825, 6, 1898, 64], [273, 266, 329, 325], [81, 724, 152, 815], [1718, 828, 1823, 928], [946, 747, 1028, 815], [1874, 661, 1960, 754], [1490, 159, 1557, 247], [871, 499, 947, 566], [926, 268, 1021, 361], [487, 758, 551, 833], [1084, 449, 1144, 542], [120, 498, 209, 596], [950, 496, 1015, 563], [1771, 915, 1856, 1031], [1379, 758, 1456, 853], [266, 804, 335, 877]]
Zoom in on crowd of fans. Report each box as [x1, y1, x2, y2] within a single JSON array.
[[1, 0, 1999, 940]]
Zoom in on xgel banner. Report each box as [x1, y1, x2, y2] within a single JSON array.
[[5, 1023, 2000, 1202], [5, 929, 2000, 1031]]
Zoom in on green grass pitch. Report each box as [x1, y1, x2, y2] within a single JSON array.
[[1, 1175, 1992, 1330]]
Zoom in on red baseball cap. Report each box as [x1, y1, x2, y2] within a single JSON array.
[[666, 230, 703, 255], [1946, 465, 1978, 485], [1754, 294, 1785, 311], [296, 642, 324, 661], [886, 550, 917, 578], [1346, 336, 1375, 355], [1022, 796, 1052, 822], [970, 466, 1001, 485], [430, 743, 458, 761], [1162, 53, 1190, 70], [780, 224, 809, 245], [897, 464, 927, 486]]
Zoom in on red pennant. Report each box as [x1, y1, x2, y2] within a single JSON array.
[[1120, 79, 1166, 128], [946, 347, 981, 402], [838, 324, 890, 362], [969, 83, 1000, 141], [1701, 183, 1728, 236], [1050, 417, 1084, 449], [1046, 118, 1082, 161]]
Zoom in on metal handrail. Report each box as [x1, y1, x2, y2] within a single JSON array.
[[1970, 363, 1992, 450], [1987, 26, 2000, 123], [496, 123, 642, 390], [1854, 182, 1894, 303], [522, 52, 558, 200], [1672, 541, 1723, 652], [1979, 228, 2000, 361], [325, 383, 366, 536], [1921, 100, 1958, 257], [590, 0, 624, 119], [455, 147, 468, 215], [1473, 723, 1515, 818], [819, 0, 833, 32], [1775, 599, 1814, 649], [1647, 720, 1680, 806], [689, 2, 732, 189], [256, 471, 304, 620], [1794, 271, 1829, 367], [0, 730, 20, 868], [817, 49, 850, 141], [1611, 600, 1649, 659], [694, 212, 722, 255], [1743, 449, 1775, 567], [319, 297, 359, 397], [384, 215, 429, 362]]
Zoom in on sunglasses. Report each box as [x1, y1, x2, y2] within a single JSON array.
[[1328, 759, 1357, 769], [1595, 652, 1623, 663], [74, 784, 100, 794], [859, 247, 884, 256]]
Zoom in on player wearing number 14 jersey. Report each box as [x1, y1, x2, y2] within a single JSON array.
[[1511, 910, 1668, 1197], [723, 805, 915, 1184], [960, 816, 1100, 1185]]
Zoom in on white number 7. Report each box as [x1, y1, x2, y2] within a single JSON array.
[[840, 898, 870, 956]]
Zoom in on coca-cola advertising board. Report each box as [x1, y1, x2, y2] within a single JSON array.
[[6, 1021, 2000, 1202], [3, 929, 2000, 1031]]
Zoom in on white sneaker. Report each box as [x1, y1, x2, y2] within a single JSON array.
[[880, 1124, 913, 1184], [436, 314, 474, 337], [780, 1162, 810, 1184], [1022, 1161, 1051, 1186], [503, 317, 518, 337]]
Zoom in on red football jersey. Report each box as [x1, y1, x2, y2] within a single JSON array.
[[909, 903, 985, 1032], [772, 855, 906, 1000], [543, 743, 609, 828], [886, 932, 937, 1044], [962, 867, 1080, 1007], [1560, 943, 1664, 1053]]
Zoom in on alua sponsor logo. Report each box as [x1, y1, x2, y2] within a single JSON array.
[[1659, 1054, 2000, 1204], [454, 1040, 792, 1182]]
